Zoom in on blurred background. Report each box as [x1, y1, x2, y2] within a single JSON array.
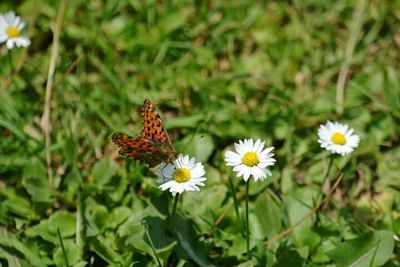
[[0, 0, 399, 266]]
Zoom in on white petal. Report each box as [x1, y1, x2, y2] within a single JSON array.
[[0, 34, 7, 42], [6, 39, 16, 49], [190, 166, 205, 178], [224, 151, 242, 165], [235, 141, 246, 155], [159, 180, 176, 191]]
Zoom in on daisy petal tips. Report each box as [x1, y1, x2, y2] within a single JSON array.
[[224, 138, 276, 182], [157, 154, 206, 196], [0, 11, 31, 49], [318, 121, 360, 156]]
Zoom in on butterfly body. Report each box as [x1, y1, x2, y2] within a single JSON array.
[[112, 99, 176, 167]]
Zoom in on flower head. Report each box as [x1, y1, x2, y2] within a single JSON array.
[[318, 121, 360, 156], [0, 11, 31, 49], [158, 154, 206, 196], [224, 138, 276, 182]]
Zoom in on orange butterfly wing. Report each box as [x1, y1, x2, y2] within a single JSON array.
[[111, 99, 176, 167], [140, 99, 171, 145]]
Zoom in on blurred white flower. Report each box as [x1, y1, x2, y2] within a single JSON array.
[[224, 138, 276, 182], [318, 121, 360, 156], [158, 154, 206, 196], [0, 11, 31, 49]]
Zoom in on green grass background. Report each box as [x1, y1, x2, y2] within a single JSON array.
[[0, 0, 399, 266]]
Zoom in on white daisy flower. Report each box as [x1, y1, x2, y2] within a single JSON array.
[[224, 138, 276, 182], [318, 121, 360, 156], [0, 11, 31, 49], [158, 154, 206, 196]]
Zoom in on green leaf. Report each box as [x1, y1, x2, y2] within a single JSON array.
[[22, 158, 54, 203], [253, 190, 282, 240], [181, 184, 227, 232], [48, 211, 76, 237], [89, 236, 124, 265], [327, 230, 394, 267], [175, 214, 210, 267], [25, 220, 58, 244], [0, 232, 46, 266], [25, 211, 76, 245], [273, 249, 304, 267], [22, 176, 54, 203], [284, 188, 320, 248], [179, 133, 214, 162], [90, 158, 119, 187], [87, 205, 109, 233], [54, 240, 81, 267], [1, 188, 36, 219], [63, 137, 79, 166], [143, 216, 177, 265], [107, 206, 131, 229], [165, 114, 203, 128], [227, 235, 246, 258]]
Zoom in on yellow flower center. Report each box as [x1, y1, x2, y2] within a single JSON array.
[[331, 132, 346, 145], [242, 152, 260, 167], [6, 26, 20, 38], [173, 168, 190, 183]]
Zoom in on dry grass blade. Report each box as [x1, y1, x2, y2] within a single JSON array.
[[336, 0, 368, 114], [40, 0, 67, 186]]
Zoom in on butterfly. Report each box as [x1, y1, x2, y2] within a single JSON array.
[[111, 99, 177, 167]]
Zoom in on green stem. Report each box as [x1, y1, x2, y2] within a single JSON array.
[[321, 156, 334, 196], [57, 228, 69, 267], [7, 51, 15, 74], [245, 181, 251, 260], [228, 174, 243, 234], [170, 194, 179, 232], [315, 156, 335, 216]]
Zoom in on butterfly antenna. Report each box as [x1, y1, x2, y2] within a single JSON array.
[[180, 133, 205, 152]]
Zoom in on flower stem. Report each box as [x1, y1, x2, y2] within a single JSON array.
[[8, 51, 14, 73], [170, 194, 179, 232], [321, 156, 334, 195], [228, 174, 243, 233], [316, 156, 335, 213], [245, 181, 251, 260]]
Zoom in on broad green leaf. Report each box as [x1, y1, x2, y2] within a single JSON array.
[[22, 158, 54, 203], [25, 211, 76, 245], [54, 241, 81, 267], [253, 190, 282, 240], [48, 211, 76, 237], [227, 235, 246, 259], [92, 205, 110, 232], [143, 216, 177, 265], [175, 214, 210, 267], [327, 230, 394, 267], [284, 188, 320, 248], [22, 176, 54, 203], [181, 184, 227, 232], [90, 157, 119, 187], [25, 220, 59, 244], [179, 133, 214, 162], [89, 236, 124, 266], [107, 206, 131, 229]]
